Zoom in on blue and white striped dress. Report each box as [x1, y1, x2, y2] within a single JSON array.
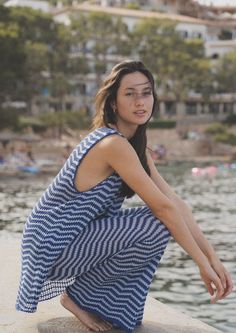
[[16, 127, 170, 333]]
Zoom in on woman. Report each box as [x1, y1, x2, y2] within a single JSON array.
[[16, 60, 233, 333]]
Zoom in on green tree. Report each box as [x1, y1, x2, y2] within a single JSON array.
[[0, 7, 26, 103], [113, 17, 132, 56], [215, 48, 236, 93], [0, 6, 72, 113], [22, 41, 48, 113], [39, 108, 90, 136], [0, 108, 20, 130], [70, 12, 130, 81], [131, 18, 213, 100], [49, 72, 72, 111], [71, 12, 115, 81]]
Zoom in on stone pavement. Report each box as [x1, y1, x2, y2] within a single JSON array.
[[0, 238, 222, 333]]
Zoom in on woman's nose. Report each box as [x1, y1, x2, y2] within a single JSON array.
[[134, 94, 145, 105]]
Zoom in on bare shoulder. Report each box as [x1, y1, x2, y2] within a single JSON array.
[[99, 134, 136, 158], [99, 133, 129, 149]]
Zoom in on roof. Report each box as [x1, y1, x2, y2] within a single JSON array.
[[53, 3, 236, 27], [204, 5, 236, 13]]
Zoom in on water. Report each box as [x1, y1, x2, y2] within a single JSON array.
[[0, 164, 235, 332]]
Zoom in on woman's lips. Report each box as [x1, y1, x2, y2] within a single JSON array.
[[134, 110, 147, 117], [134, 110, 146, 114]]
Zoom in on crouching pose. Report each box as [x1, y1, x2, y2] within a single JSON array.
[[16, 60, 233, 333]]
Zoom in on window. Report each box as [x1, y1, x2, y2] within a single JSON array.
[[219, 30, 233, 40], [78, 83, 86, 95], [212, 53, 219, 59], [179, 30, 188, 39], [192, 31, 202, 39], [164, 101, 176, 116], [65, 103, 72, 111], [200, 103, 206, 114], [209, 103, 219, 115], [185, 102, 197, 115], [223, 103, 233, 114]]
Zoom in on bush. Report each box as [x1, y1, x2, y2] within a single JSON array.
[[0, 108, 20, 130], [148, 119, 176, 129], [125, 3, 140, 9], [65, 109, 90, 130], [205, 122, 227, 135], [18, 116, 47, 133], [223, 114, 236, 126], [39, 109, 90, 131], [214, 132, 236, 145]]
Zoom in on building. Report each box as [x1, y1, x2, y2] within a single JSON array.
[[96, 0, 205, 17], [5, 0, 236, 121], [4, 0, 51, 12], [51, 3, 236, 122], [54, 3, 236, 58]]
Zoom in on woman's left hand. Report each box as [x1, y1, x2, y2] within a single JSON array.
[[209, 256, 234, 303]]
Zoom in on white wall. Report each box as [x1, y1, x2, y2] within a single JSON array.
[[4, 0, 50, 12], [176, 22, 207, 40], [205, 39, 236, 57], [53, 12, 71, 25]]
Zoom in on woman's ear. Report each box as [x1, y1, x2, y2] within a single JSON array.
[[110, 101, 116, 108], [111, 101, 117, 112]]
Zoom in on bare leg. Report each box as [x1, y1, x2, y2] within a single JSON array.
[[60, 293, 113, 332]]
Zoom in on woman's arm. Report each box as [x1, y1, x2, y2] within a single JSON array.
[[146, 149, 233, 299], [146, 149, 216, 260], [100, 136, 232, 302]]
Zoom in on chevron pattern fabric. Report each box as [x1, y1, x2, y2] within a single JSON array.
[[16, 127, 170, 333]]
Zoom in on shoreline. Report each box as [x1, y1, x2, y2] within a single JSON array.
[[0, 127, 235, 178], [0, 154, 234, 178]]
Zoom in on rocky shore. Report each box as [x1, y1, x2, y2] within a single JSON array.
[[1, 126, 235, 178], [32, 126, 236, 165]]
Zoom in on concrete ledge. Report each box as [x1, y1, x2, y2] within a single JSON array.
[[0, 238, 222, 333]]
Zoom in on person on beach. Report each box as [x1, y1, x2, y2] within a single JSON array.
[[16, 60, 233, 333]]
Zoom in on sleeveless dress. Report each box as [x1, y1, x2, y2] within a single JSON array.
[[16, 127, 170, 333]]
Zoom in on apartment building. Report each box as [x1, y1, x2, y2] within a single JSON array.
[[98, 0, 204, 17], [50, 3, 236, 122], [54, 3, 236, 57], [5, 0, 236, 120]]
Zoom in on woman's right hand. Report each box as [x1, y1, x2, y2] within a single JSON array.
[[209, 256, 234, 299], [199, 263, 226, 304]]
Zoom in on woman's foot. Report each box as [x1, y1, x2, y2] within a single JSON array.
[[60, 293, 113, 332]]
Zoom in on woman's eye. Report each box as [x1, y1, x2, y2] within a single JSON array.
[[143, 91, 152, 96], [125, 91, 152, 97]]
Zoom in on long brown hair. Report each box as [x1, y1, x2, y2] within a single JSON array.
[[92, 59, 158, 198]]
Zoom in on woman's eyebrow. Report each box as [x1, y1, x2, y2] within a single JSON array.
[[125, 85, 152, 91], [125, 81, 151, 89]]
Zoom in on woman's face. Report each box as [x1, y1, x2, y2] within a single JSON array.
[[114, 71, 154, 127]]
